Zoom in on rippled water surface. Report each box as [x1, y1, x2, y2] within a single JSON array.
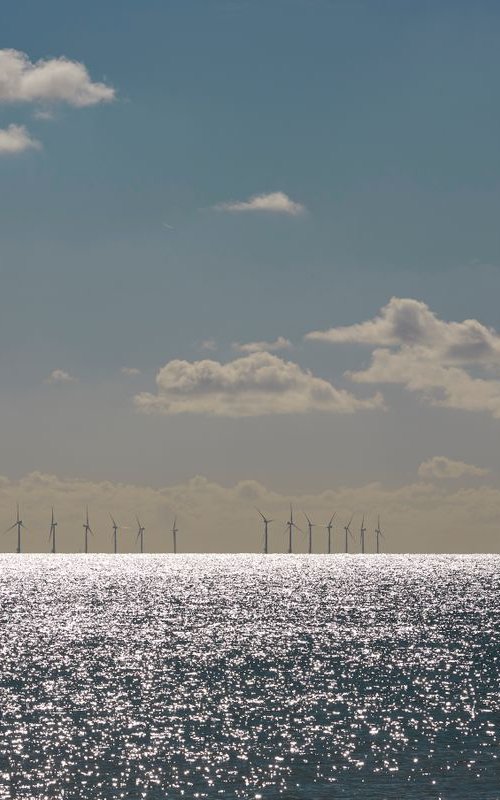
[[0, 555, 498, 799]]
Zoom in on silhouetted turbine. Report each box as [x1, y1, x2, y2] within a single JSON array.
[[344, 515, 353, 553], [110, 514, 120, 554], [83, 507, 94, 554], [136, 516, 145, 553], [360, 515, 367, 554], [172, 516, 179, 554], [256, 509, 273, 554], [326, 513, 336, 554], [303, 512, 317, 555], [285, 505, 302, 554], [5, 504, 26, 554]]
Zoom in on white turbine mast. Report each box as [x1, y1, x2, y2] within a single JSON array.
[[172, 516, 179, 554], [49, 507, 57, 554]]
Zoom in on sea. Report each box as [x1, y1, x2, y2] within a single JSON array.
[[0, 554, 498, 800]]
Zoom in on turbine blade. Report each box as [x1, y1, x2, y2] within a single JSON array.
[[5, 523, 17, 533]]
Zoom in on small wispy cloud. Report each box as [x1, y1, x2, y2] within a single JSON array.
[[121, 367, 141, 376], [232, 336, 292, 354], [199, 339, 217, 352], [213, 191, 305, 216], [45, 369, 76, 384], [0, 123, 40, 155], [418, 456, 489, 480], [33, 109, 55, 121]]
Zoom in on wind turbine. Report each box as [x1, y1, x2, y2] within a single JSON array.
[[172, 516, 179, 554], [110, 514, 120, 554], [5, 504, 26, 553], [326, 513, 336, 554], [375, 515, 384, 554], [285, 504, 302, 554], [49, 507, 57, 554], [83, 507, 94, 554], [360, 515, 367, 554], [256, 509, 272, 554], [136, 516, 145, 553], [303, 512, 317, 555], [344, 515, 353, 553]]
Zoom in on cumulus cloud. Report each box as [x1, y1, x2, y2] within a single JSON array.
[[213, 191, 305, 216], [307, 297, 500, 418], [46, 369, 76, 384], [306, 297, 500, 362], [0, 123, 40, 154], [0, 49, 115, 107], [232, 336, 292, 354], [134, 352, 383, 417], [121, 367, 141, 376], [0, 470, 498, 553], [418, 456, 489, 480]]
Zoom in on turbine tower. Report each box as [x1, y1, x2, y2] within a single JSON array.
[[344, 515, 353, 553], [172, 516, 178, 554], [285, 505, 302, 554], [256, 509, 272, 554], [110, 514, 119, 554], [360, 515, 367, 554], [375, 515, 384, 554], [303, 513, 317, 555], [326, 513, 336, 554], [6, 504, 26, 553], [83, 507, 94, 554], [136, 516, 145, 553], [49, 507, 57, 554]]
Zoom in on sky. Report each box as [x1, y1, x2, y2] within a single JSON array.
[[1, 0, 500, 552]]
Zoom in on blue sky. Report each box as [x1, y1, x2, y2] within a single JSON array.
[[1, 1, 500, 551]]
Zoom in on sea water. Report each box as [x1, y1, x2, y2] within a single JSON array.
[[0, 554, 498, 799]]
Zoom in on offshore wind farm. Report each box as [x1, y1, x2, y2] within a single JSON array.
[[4, 504, 386, 554]]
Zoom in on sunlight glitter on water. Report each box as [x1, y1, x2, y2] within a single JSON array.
[[0, 554, 498, 799]]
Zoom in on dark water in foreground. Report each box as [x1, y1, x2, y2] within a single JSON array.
[[0, 555, 498, 799]]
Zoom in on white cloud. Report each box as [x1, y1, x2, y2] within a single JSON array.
[[0, 470, 498, 553], [46, 369, 76, 384], [418, 456, 489, 480], [121, 367, 141, 376], [0, 123, 40, 154], [213, 191, 305, 216], [134, 352, 383, 417], [0, 49, 115, 107], [307, 298, 500, 418], [232, 336, 292, 354]]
